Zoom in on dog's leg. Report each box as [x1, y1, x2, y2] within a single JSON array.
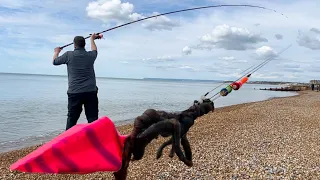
[[156, 138, 173, 159], [181, 135, 192, 164], [137, 119, 191, 166], [113, 136, 132, 180], [171, 120, 192, 167]]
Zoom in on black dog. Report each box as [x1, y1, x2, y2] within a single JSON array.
[[113, 99, 215, 180]]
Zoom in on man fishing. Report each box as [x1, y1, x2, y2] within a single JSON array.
[[52, 33, 101, 130]]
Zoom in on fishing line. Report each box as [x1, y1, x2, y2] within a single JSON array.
[[246, 44, 292, 75], [204, 44, 292, 97], [59, 4, 288, 49], [207, 43, 293, 100]]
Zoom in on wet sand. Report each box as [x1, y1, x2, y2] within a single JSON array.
[[1, 91, 320, 179]]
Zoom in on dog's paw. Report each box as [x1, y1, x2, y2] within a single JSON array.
[[156, 150, 162, 159], [184, 160, 193, 167], [169, 152, 174, 158]]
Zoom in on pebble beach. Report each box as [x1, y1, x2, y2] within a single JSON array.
[[1, 90, 319, 179]]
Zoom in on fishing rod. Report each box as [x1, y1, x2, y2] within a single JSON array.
[[207, 44, 293, 100], [59, 4, 288, 49]]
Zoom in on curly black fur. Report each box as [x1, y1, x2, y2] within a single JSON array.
[[113, 99, 214, 180]]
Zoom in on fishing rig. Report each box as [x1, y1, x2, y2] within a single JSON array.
[[201, 44, 293, 102]]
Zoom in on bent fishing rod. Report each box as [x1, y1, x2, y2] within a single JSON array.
[[59, 4, 288, 49], [206, 43, 293, 100]]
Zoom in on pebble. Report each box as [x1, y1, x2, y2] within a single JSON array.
[[0, 91, 320, 179]]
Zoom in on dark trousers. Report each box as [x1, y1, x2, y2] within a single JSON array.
[[66, 91, 99, 130]]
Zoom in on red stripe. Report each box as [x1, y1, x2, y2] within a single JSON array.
[[85, 128, 121, 168], [51, 144, 80, 172]]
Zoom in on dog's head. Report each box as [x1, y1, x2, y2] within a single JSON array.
[[188, 97, 214, 118], [199, 98, 215, 115]]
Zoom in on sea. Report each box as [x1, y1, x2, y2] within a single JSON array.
[[0, 73, 297, 153]]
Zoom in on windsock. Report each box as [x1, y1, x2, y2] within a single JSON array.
[[10, 116, 128, 174]]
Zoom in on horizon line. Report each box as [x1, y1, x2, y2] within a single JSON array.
[[0, 72, 307, 83]]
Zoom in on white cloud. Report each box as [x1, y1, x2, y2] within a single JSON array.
[[119, 61, 129, 64], [153, 64, 199, 72], [256, 46, 277, 58], [86, 0, 179, 31], [141, 12, 180, 31], [182, 46, 192, 55], [280, 63, 300, 69], [195, 24, 268, 51], [251, 72, 281, 79], [86, 0, 142, 23], [142, 55, 174, 62], [219, 56, 235, 60], [179, 65, 199, 72]]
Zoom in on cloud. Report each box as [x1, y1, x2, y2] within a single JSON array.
[[256, 46, 277, 58], [218, 56, 235, 60], [153, 64, 199, 72], [142, 55, 174, 62], [119, 61, 129, 64], [140, 12, 180, 31], [86, 0, 179, 31], [297, 28, 320, 50], [281, 63, 300, 69], [310, 28, 320, 34], [195, 24, 268, 51], [182, 46, 192, 55], [275, 34, 283, 40], [178, 65, 199, 72], [86, 0, 141, 23], [0, 0, 25, 8], [251, 72, 281, 79]]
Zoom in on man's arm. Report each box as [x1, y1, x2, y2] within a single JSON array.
[[89, 33, 99, 60], [52, 47, 68, 65], [90, 34, 98, 51]]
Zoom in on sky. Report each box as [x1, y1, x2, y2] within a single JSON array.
[[0, 0, 320, 82]]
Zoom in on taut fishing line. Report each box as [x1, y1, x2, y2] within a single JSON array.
[[59, 4, 288, 49], [207, 44, 293, 101]]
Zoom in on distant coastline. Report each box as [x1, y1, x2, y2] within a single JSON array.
[[0, 72, 306, 85]]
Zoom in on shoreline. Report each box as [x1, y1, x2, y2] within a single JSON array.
[[0, 91, 298, 154]]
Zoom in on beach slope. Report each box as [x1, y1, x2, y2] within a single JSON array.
[[1, 91, 320, 179]]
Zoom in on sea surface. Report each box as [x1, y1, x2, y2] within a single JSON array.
[[0, 73, 297, 153]]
